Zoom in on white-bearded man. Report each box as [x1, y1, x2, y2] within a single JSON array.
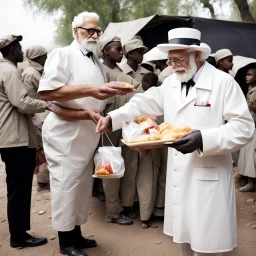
[[38, 11, 134, 256], [96, 28, 254, 256]]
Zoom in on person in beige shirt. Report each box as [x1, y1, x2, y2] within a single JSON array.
[[238, 65, 256, 191], [0, 35, 48, 248], [120, 39, 149, 92], [22, 45, 50, 191], [99, 36, 139, 225], [121, 39, 161, 228]]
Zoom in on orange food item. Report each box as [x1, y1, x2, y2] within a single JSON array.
[[123, 82, 135, 89], [95, 168, 111, 175], [95, 162, 113, 175]]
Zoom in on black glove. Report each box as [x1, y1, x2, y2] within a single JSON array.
[[167, 130, 203, 154]]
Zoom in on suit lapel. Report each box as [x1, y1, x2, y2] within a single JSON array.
[[93, 55, 108, 82], [176, 62, 214, 113], [177, 86, 197, 112]]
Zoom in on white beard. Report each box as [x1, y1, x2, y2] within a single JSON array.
[[77, 31, 98, 54], [174, 55, 198, 82]]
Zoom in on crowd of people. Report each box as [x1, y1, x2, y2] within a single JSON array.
[[0, 10, 255, 256]]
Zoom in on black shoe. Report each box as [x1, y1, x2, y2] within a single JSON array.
[[10, 236, 48, 248], [75, 237, 97, 249], [105, 214, 133, 225], [60, 246, 88, 256]]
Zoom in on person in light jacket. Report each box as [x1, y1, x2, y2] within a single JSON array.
[[0, 35, 48, 248]]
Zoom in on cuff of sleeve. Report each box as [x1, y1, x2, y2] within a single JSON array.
[[38, 80, 65, 93], [109, 110, 123, 131], [200, 129, 217, 157]]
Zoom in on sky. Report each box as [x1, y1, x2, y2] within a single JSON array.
[[0, 0, 58, 51]]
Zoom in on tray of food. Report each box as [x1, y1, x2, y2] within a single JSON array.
[[121, 116, 193, 149]]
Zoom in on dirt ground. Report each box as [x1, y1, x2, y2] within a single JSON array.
[[0, 160, 255, 256]]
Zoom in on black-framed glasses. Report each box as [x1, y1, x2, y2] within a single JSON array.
[[167, 52, 192, 66], [77, 27, 104, 36]]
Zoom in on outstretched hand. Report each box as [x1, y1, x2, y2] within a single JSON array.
[[96, 115, 113, 134], [167, 130, 203, 154], [91, 82, 136, 100]]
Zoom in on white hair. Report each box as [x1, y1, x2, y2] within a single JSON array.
[[72, 11, 100, 38]]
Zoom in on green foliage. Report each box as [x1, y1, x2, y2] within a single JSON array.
[[24, 0, 256, 46], [249, 0, 256, 19]]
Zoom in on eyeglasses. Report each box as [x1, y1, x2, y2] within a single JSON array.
[[77, 27, 104, 36], [167, 52, 192, 66]]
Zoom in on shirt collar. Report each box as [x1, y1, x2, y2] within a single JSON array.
[[122, 61, 134, 75], [193, 62, 205, 83], [248, 85, 256, 93], [1, 58, 18, 69]]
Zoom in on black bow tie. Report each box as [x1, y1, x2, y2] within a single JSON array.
[[86, 51, 95, 63], [86, 51, 93, 57], [181, 79, 195, 96]]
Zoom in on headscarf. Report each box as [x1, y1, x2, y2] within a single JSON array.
[[25, 45, 47, 72]]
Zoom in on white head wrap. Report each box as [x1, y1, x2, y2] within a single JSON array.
[[25, 45, 47, 60]]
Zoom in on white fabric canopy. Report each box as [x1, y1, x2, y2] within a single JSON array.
[[103, 15, 155, 44]]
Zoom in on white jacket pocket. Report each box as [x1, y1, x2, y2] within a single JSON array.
[[192, 167, 218, 181]]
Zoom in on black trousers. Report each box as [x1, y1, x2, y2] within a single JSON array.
[[0, 147, 36, 241]]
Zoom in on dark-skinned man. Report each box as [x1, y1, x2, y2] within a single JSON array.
[[22, 45, 50, 191], [99, 36, 141, 226], [0, 35, 48, 248]]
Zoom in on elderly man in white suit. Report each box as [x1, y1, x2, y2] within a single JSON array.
[[96, 28, 254, 256]]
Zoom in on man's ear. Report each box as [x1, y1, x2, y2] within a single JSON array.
[[73, 28, 79, 39], [195, 51, 201, 62], [127, 52, 132, 60], [9, 46, 16, 57]]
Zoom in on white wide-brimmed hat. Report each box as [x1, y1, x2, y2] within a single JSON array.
[[157, 28, 211, 60]]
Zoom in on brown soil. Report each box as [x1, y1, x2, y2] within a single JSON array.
[[0, 161, 255, 256]]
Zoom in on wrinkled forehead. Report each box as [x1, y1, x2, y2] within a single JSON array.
[[82, 17, 101, 29], [168, 49, 190, 58]]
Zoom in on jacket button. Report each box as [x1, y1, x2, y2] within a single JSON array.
[[173, 184, 177, 187]]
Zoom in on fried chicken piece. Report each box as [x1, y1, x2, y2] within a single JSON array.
[[123, 82, 135, 89], [162, 132, 182, 141], [172, 125, 192, 133], [95, 168, 110, 175], [159, 122, 172, 134]]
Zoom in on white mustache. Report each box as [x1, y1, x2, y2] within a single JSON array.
[[86, 38, 98, 43], [174, 67, 187, 72]]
